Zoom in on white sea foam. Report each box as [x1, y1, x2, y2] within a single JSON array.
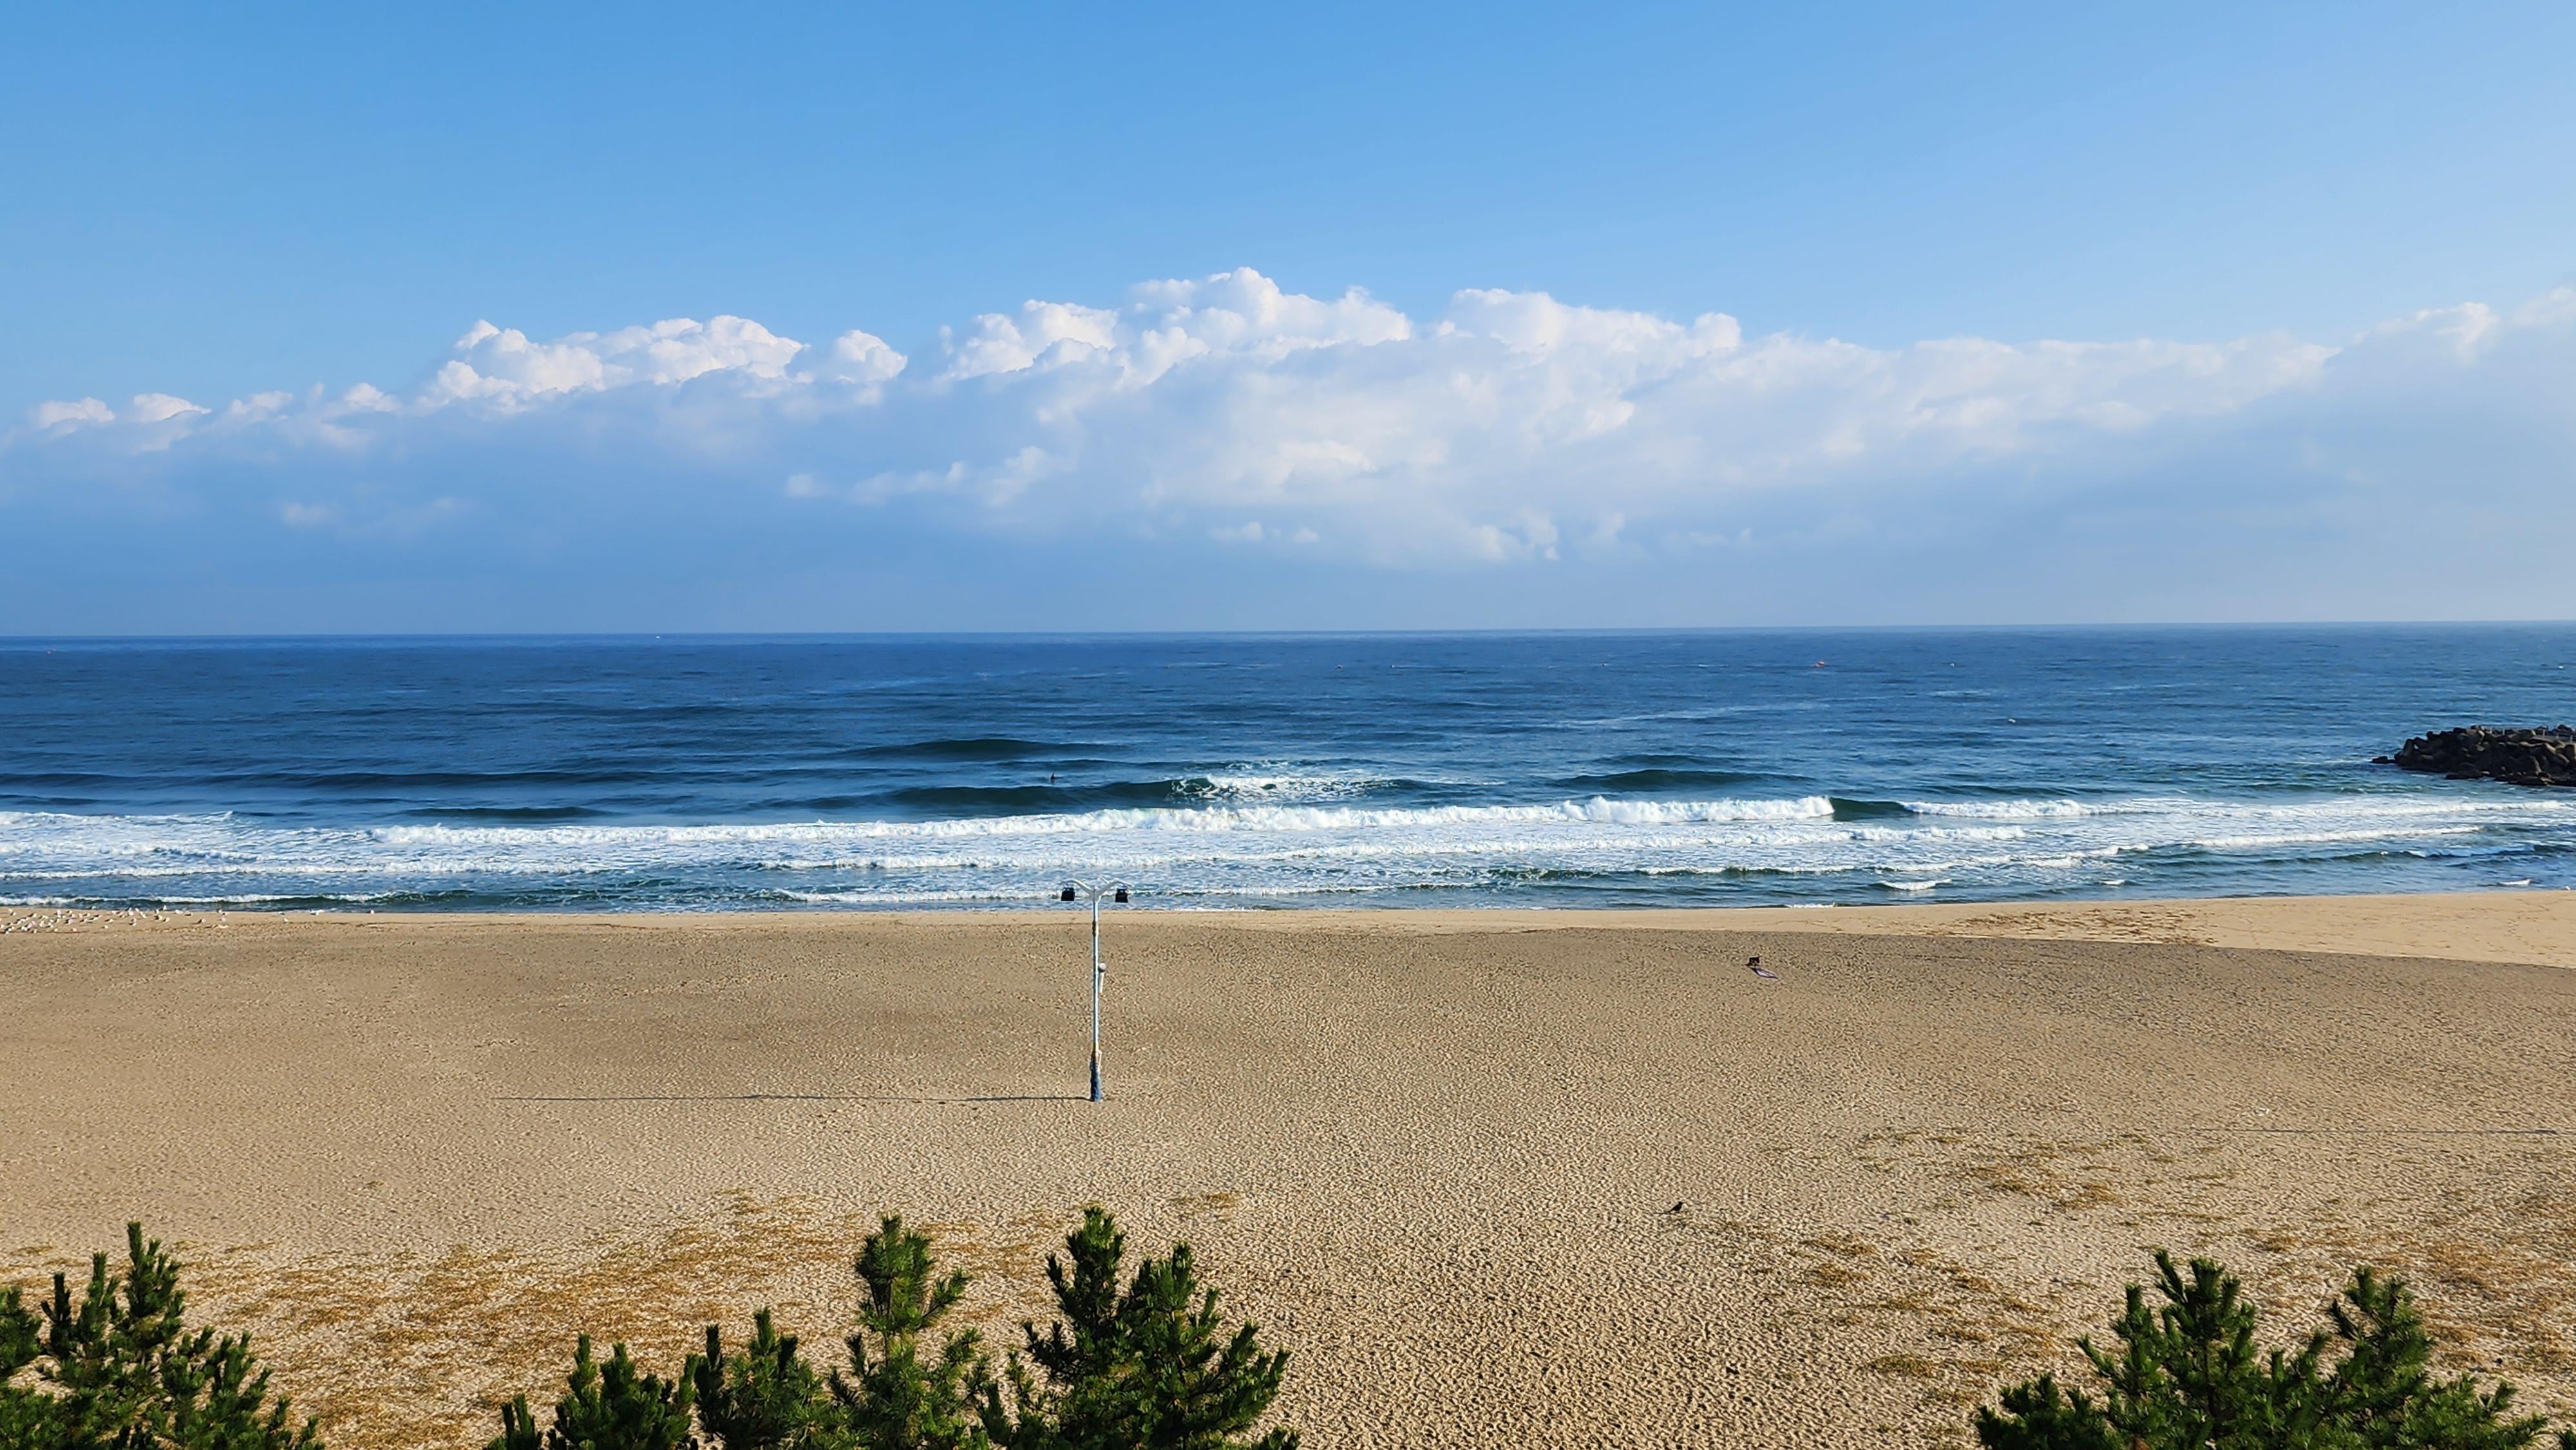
[[1, 788, 2569, 907], [1901, 798, 2128, 818], [1188, 766, 1392, 803]]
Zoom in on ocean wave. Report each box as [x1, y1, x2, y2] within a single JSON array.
[[1190, 768, 1403, 803], [884, 780, 1198, 814], [1829, 796, 1914, 822], [408, 804, 611, 822], [337, 794, 1840, 842], [1900, 798, 2123, 818], [857, 736, 1092, 761], [3, 786, 2571, 908], [1558, 767, 1766, 792], [2179, 825, 2487, 851]]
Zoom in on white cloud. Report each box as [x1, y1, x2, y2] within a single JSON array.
[[127, 393, 209, 423], [827, 329, 907, 386], [6, 272, 2571, 594], [422, 314, 806, 407], [29, 397, 115, 429], [941, 299, 1121, 381]]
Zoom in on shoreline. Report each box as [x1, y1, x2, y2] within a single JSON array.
[[8, 891, 2576, 1444], [10, 887, 2575, 966]]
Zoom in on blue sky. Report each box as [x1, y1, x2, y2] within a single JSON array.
[[5, 2, 2574, 632]]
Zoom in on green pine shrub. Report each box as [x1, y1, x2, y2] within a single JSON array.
[[0, 1222, 318, 1450], [827, 1214, 996, 1450], [981, 1206, 1296, 1450], [1975, 1249, 2576, 1450], [693, 1310, 845, 1450], [672, 1207, 1298, 1450], [491, 1335, 697, 1450]]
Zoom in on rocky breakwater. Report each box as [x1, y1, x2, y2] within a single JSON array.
[[2378, 726, 2576, 787]]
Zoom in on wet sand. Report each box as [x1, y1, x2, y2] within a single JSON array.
[[5, 894, 2575, 1446]]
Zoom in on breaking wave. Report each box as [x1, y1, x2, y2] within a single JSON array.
[[2, 789, 2568, 909]]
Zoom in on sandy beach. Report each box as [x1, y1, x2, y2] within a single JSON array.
[[6, 893, 2576, 1447]]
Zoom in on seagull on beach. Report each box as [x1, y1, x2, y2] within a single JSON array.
[[1747, 955, 1779, 981]]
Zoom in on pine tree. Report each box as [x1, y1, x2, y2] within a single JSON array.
[[3, 1281, 50, 1446], [1973, 1250, 2556, 1450], [2315, 1266, 2548, 1449], [828, 1216, 994, 1450], [984, 1207, 1296, 1450], [0, 1222, 319, 1450], [693, 1310, 846, 1450], [1971, 1373, 2122, 1450], [491, 1335, 697, 1450]]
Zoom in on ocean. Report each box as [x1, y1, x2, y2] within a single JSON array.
[[1, 628, 2571, 912]]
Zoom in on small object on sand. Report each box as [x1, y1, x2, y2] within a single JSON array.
[[1748, 955, 1779, 980], [1669, 1201, 1685, 1214]]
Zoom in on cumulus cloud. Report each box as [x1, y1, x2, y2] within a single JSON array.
[[5, 267, 2572, 626], [423, 314, 809, 406], [827, 329, 907, 386]]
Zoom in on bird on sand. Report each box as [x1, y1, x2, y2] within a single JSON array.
[[1748, 955, 1779, 980]]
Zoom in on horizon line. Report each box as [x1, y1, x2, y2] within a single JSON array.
[[5, 619, 2576, 646]]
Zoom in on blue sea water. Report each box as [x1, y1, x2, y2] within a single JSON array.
[[1, 628, 2571, 911]]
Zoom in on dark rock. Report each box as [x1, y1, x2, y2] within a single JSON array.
[[2382, 725, 2576, 788]]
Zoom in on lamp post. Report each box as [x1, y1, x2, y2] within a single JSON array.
[[1059, 880, 1130, 1102]]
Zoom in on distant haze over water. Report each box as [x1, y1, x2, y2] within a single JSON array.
[[2, 629, 2571, 911]]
